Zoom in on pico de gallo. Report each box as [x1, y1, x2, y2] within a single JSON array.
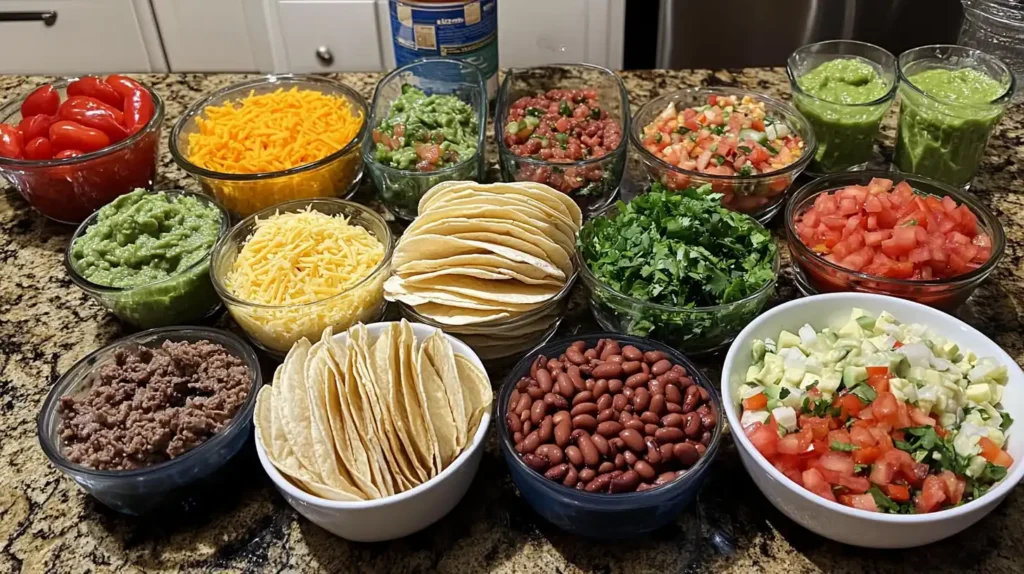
[[793, 178, 994, 280], [504, 88, 622, 163], [739, 308, 1014, 514], [371, 84, 479, 172], [640, 94, 805, 177]]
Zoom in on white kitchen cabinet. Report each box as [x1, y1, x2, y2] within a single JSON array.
[[497, 0, 624, 69], [0, 0, 162, 74], [152, 0, 273, 72], [277, 0, 384, 73]]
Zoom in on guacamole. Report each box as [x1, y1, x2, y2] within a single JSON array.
[[793, 58, 894, 173], [894, 68, 1009, 187], [70, 189, 226, 328]]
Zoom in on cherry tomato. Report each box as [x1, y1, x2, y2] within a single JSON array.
[[58, 96, 129, 142], [18, 114, 57, 141], [49, 121, 111, 153], [0, 123, 25, 159], [54, 149, 84, 159], [21, 84, 60, 117], [121, 87, 155, 134], [23, 137, 54, 160], [104, 74, 146, 100], [66, 77, 122, 109]]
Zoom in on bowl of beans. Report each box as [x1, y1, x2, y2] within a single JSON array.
[[36, 327, 262, 515], [498, 334, 722, 538], [170, 74, 368, 218], [495, 64, 629, 216]]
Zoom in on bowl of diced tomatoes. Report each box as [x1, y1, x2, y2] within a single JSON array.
[[722, 293, 1024, 548], [630, 88, 815, 224], [0, 76, 163, 224], [785, 172, 1004, 311]]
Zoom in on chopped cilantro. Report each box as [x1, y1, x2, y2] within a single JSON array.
[[1000, 412, 1014, 432], [559, 100, 572, 116], [525, 107, 544, 117], [764, 143, 779, 154], [831, 441, 858, 452], [848, 383, 877, 404], [738, 164, 754, 176]]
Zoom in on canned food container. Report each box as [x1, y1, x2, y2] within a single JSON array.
[[170, 75, 368, 218], [363, 58, 487, 220], [387, 0, 499, 97]]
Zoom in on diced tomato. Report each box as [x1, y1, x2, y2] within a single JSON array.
[[852, 446, 882, 465], [838, 493, 879, 512], [742, 393, 768, 410], [865, 366, 888, 377], [872, 392, 899, 425], [937, 470, 967, 505], [817, 451, 855, 476], [746, 422, 779, 458], [837, 474, 871, 494], [828, 429, 852, 445], [979, 437, 1014, 467], [915, 475, 947, 513], [867, 373, 891, 393], [884, 483, 911, 502], [908, 405, 936, 427], [799, 416, 831, 440], [834, 394, 864, 419], [850, 426, 876, 448], [802, 468, 837, 502], [777, 430, 813, 455]]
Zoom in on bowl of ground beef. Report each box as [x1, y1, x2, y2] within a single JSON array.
[[495, 64, 629, 216], [36, 326, 261, 515]]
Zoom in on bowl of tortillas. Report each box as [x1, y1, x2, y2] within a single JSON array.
[[385, 181, 582, 364], [253, 319, 493, 542]]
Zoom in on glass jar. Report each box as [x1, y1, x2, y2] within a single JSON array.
[[959, 0, 1024, 101]]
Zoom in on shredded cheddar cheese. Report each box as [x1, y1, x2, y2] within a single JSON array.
[[223, 209, 388, 352], [187, 88, 363, 174]]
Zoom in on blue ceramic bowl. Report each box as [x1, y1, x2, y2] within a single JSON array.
[[497, 333, 723, 538]]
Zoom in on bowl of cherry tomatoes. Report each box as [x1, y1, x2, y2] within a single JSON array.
[[0, 76, 163, 223], [785, 171, 1005, 311]]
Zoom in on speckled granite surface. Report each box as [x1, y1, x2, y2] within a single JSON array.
[[1, 70, 1023, 573]]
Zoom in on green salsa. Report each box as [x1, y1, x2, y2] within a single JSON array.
[[894, 68, 1008, 187], [793, 58, 894, 173], [70, 189, 225, 327], [372, 85, 479, 171]]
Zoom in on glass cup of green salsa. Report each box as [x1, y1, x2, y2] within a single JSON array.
[[65, 189, 229, 328], [894, 45, 1015, 188], [787, 40, 898, 175], [363, 58, 487, 220]]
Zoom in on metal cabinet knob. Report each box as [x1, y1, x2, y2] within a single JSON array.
[[316, 46, 334, 66], [0, 11, 58, 26]]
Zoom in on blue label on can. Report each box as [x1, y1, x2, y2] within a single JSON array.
[[389, 0, 499, 95]]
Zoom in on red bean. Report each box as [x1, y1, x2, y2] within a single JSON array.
[[674, 442, 699, 466], [622, 345, 643, 361], [592, 378, 609, 399], [661, 413, 683, 428], [608, 379, 624, 393], [600, 341, 620, 360], [649, 394, 666, 416], [515, 394, 531, 416], [633, 460, 656, 481], [538, 416, 554, 441], [585, 473, 612, 492], [609, 470, 640, 493], [566, 347, 586, 365], [530, 355, 544, 379], [530, 400, 547, 424], [644, 423, 659, 436], [536, 444, 564, 465], [578, 467, 595, 482], [596, 421, 622, 437], [578, 434, 600, 466], [612, 394, 629, 412], [683, 385, 701, 412], [619, 428, 645, 452], [565, 445, 584, 466], [523, 453, 548, 471], [651, 359, 672, 376], [664, 384, 683, 405], [622, 361, 642, 376], [506, 412, 522, 434], [597, 393, 613, 411], [554, 417, 572, 447], [655, 427, 684, 444], [644, 350, 667, 363], [526, 383, 544, 400], [570, 402, 598, 417], [509, 390, 520, 413], [625, 419, 644, 433], [640, 411, 660, 425], [543, 392, 569, 410], [521, 431, 542, 453], [545, 463, 569, 480], [598, 461, 615, 474], [625, 372, 649, 388], [572, 414, 598, 432], [571, 341, 586, 352], [592, 362, 623, 379], [584, 348, 598, 360], [563, 465, 578, 487], [590, 433, 610, 456]]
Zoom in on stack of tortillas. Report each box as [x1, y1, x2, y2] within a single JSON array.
[[385, 181, 582, 359], [254, 320, 492, 501]]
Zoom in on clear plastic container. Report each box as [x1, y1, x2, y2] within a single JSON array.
[[785, 171, 1005, 311], [170, 74, 368, 218], [630, 87, 815, 224], [36, 327, 262, 515], [65, 190, 229, 328], [495, 64, 629, 216], [363, 58, 487, 220], [0, 78, 163, 224], [959, 0, 1024, 102], [497, 333, 723, 538], [210, 198, 393, 356], [787, 40, 898, 174], [894, 45, 1015, 188]]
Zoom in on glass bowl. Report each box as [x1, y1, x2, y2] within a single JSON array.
[[65, 189, 229, 328], [497, 333, 723, 538], [210, 198, 393, 356], [630, 87, 816, 224], [495, 64, 629, 216], [363, 58, 487, 220], [787, 40, 898, 175], [398, 272, 578, 370], [170, 74, 368, 218], [784, 171, 1006, 311], [894, 45, 1015, 189], [0, 78, 163, 224], [36, 326, 262, 515]]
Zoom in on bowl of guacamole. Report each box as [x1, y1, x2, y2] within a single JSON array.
[[787, 40, 898, 174], [66, 189, 228, 328], [894, 45, 1015, 188], [363, 58, 486, 220]]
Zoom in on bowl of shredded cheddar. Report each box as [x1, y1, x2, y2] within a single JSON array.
[[170, 75, 368, 218], [210, 198, 393, 355]]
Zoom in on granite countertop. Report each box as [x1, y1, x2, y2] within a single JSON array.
[[1, 69, 1023, 573]]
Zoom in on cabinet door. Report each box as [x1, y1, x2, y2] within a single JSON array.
[[278, 0, 384, 72], [152, 0, 272, 72], [0, 0, 154, 74], [497, 0, 624, 69]]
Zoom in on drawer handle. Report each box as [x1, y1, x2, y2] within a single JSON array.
[[0, 11, 58, 26], [316, 46, 334, 66]]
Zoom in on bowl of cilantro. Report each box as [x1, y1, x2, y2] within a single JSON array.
[[576, 183, 780, 354]]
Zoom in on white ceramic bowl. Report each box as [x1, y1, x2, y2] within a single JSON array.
[[255, 321, 492, 542], [721, 292, 1024, 548]]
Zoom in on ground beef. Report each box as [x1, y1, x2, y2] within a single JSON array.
[[58, 339, 253, 471]]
